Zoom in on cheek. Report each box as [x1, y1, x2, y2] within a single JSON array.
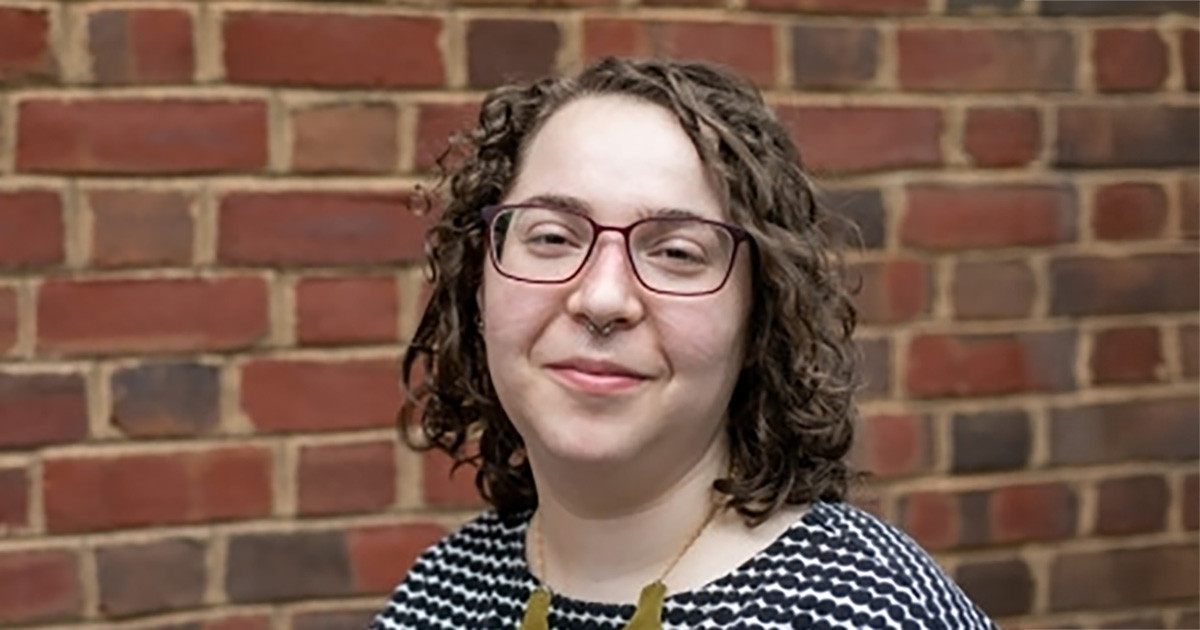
[[655, 303, 747, 373], [480, 270, 558, 355]]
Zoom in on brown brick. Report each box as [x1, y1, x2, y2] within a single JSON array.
[[37, 277, 268, 356], [1050, 254, 1198, 316], [111, 362, 219, 438], [1093, 29, 1168, 92], [414, 102, 480, 173], [1050, 544, 1198, 611], [96, 538, 206, 617], [296, 276, 398, 346], [791, 25, 878, 89], [0, 372, 88, 449], [583, 19, 777, 87], [822, 188, 885, 249], [1094, 474, 1169, 536], [17, 99, 268, 174], [347, 524, 446, 593], [903, 185, 1075, 250], [1049, 397, 1198, 465], [467, 20, 560, 88], [241, 359, 401, 433], [849, 413, 932, 479], [0, 7, 54, 83], [1057, 106, 1199, 167], [298, 441, 395, 516], [291, 104, 397, 174], [1182, 324, 1199, 378], [991, 483, 1077, 543], [946, 0, 1022, 13], [1092, 182, 1168, 241], [0, 550, 81, 624], [0, 467, 28, 529], [1179, 175, 1198, 238], [963, 107, 1040, 168], [0, 287, 14, 355], [897, 491, 961, 550], [225, 531, 353, 602], [292, 608, 378, 630], [951, 409, 1030, 472], [1100, 613, 1166, 629], [777, 106, 941, 174], [1041, 1, 1197, 15], [1183, 29, 1198, 91], [423, 450, 484, 508], [955, 557, 1033, 617], [89, 9, 193, 85], [206, 616, 272, 630], [89, 189, 194, 268], [906, 331, 1076, 398], [1179, 610, 1200, 629], [899, 29, 1073, 91], [224, 12, 443, 88], [747, 0, 927, 12], [1090, 326, 1163, 384], [857, 337, 890, 399], [0, 190, 64, 268], [850, 259, 929, 324], [952, 260, 1035, 320], [1184, 473, 1198, 530]]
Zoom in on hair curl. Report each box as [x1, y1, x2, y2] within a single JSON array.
[[401, 57, 860, 525]]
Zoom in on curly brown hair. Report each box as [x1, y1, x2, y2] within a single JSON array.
[[401, 57, 860, 525]]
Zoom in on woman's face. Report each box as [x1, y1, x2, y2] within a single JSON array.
[[479, 95, 752, 469]]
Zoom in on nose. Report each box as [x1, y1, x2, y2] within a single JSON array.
[[565, 233, 645, 334]]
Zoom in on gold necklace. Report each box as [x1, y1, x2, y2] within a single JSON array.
[[519, 503, 720, 630]]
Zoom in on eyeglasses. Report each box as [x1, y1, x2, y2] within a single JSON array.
[[481, 204, 751, 296]]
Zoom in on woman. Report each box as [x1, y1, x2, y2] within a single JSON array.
[[370, 58, 995, 630]]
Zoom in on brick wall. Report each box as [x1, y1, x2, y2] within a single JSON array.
[[0, 0, 1196, 629]]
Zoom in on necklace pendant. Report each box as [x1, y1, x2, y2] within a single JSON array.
[[622, 581, 666, 630], [518, 587, 551, 630]]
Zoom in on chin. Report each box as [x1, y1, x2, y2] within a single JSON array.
[[529, 414, 647, 466]]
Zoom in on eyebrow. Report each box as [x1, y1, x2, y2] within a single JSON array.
[[514, 193, 710, 222]]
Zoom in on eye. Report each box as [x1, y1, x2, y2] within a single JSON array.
[[648, 240, 708, 264]]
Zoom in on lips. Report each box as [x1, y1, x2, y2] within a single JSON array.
[[545, 358, 649, 394]]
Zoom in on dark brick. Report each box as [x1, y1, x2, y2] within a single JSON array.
[[225, 531, 352, 602], [952, 260, 1035, 320], [1094, 474, 1169, 536], [1092, 182, 1167, 241], [945, 0, 1021, 13], [791, 25, 878, 88], [955, 557, 1033, 617], [1099, 613, 1166, 629], [951, 409, 1030, 472], [467, 20, 560, 88], [1041, 1, 1198, 15], [1090, 326, 1163, 385], [1183, 29, 1198, 91], [1057, 106, 1199, 167], [97, 538, 206, 617], [1183, 323, 1199, 378], [292, 608, 377, 630], [822, 188, 885, 249], [111, 362, 219, 438], [856, 337, 890, 398], [1050, 397, 1198, 465], [1184, 474, 1198, 530], [1181, 176, 1198, 238], [1050, 544, 1199, 611], [1050, 254, 1198, 316], [0, 467, 27, 529]]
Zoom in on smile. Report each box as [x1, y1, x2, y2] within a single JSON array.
[[545, 363, 649, 395]]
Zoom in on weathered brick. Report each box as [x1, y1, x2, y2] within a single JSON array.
[[225, 531, 353, 602], [468, 20, 560, 88], [906, 331, 1076, 398], [111, 362, 220, 438], [1094, 474, 1169, 536], [1181, 324, 1199, 378], [0, 190, 64, 268], [0, 372, 88, 449], [899, 29, 1074, 91], [791, 25, 878, 89], [583, 19, 777, 87], [96, 538, 206, 617], [0, 288, 14, 355], [1090, 326, 1163, 385], [0, 467, 28, 529], [0, 7, 54, 83], [17, 99, 268, 174], [0, 550, 81, 624], [89, 9, 193, 85], [850, 259, 929, 324], [963, 107, 1040, 168], [777, 106, 941, 174], [218, 191, 425, 266], [1092, 182, 1167, 241], [298, 441, 395, 516], [1050, 544, 1198, 611], [1049, 254, 1198, 316], [1049, 397, 1198, 465], [952, 260, 1035, 320], [296, 276, 398, 346], [951, 409, 1030, 472], [347, 524, 446, 593], [850, 413, 932, 479], [414, 102, 480, 173], [1057, 106, 1199, 167], [1093, 29, 1168, 92], [991, 483, 1077, 543], [1184, 473, 1198, 530], [1183, 29, 1198, 91], [423, 450, 483, 508], [291, 104, 397, 174], [241, 359, 401, 433], [37, 277, 268, 356], [89, 189, 194, 268], [903, 184, 1075, 250], [44, 447, 272, 533], [955, 557, 1033, 617], [821, 188, 885, 249], [857, 337, 890, 398], [1041, 1, 1198, 15], [747, 0, 927, 12]]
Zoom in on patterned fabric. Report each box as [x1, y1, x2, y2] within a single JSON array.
[[369, 502, 997, 630]]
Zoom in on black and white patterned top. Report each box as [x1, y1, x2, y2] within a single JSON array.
[[369, 501, 996, 629]]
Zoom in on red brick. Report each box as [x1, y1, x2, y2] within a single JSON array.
[[991, 483, 1077, 543], [899, 29, 1074, 91], [17, 99, 267, 174], [111, 362, 220, 438], [1091, 326, 1163, 384], [0, 467, 28, 529], [291, 104, 397, 174], [1050, 544, 1198, 611], [0, 372, 88, 449], [468, 20, 561, 88], [224, 12, 443, 88], [583, 19, 777, 87], [0, 287, 13, 354], [1094, 474, 1169, 535], [850, 259, 930, 324], [0, 7, 54, 82], [746, 0, 927, 12], [241, 359, 402, 433], [1179, 176, 1197, 237], [89, 9, 194, 84], [1093, 29, 1168, 92], [903, 185, 1075, 250], [0, 550, 81, 624], [850, 414, 932, 479], [423, 449, 483, 508], [1050, 254, 1198, 316], [1057, 106, 1198, 167], [907, 331, 1076, 398], [790, 25, 878, 89], [1050, 397, 1198, 465], [43, 447, 271, 533], [298, 441, 396, 516], [777, 106, 941, 174], [347, 523, 446, 593], [1092, 182, 1167, 241], [1182, 324, 1199, 378], [963, 107, 1040, 168], [952, 260, 1035, 320], [218, 191, 425, 266], [96, 538, 206, 617], [1183, 29, 1198, 91], [37, 277, 268, 356], [89, 189, 194, 267], [296, 276, 398, 346], [0, 190, 64, 268], [1184, 473, 1198, 530], [898, 492, 960, 550], [414, 102, 480, 173]]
